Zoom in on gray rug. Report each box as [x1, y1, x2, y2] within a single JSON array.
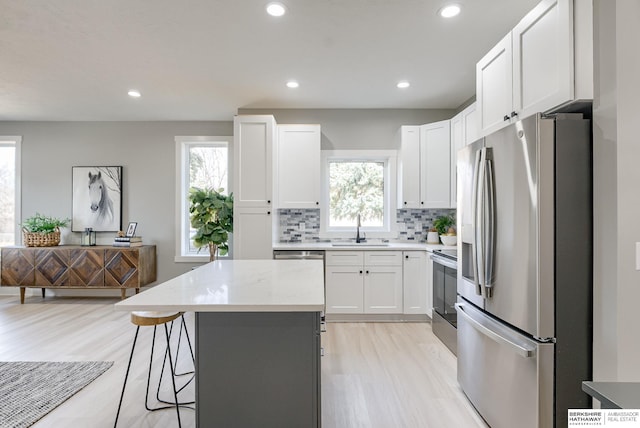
[[0, 361, 113, 428]]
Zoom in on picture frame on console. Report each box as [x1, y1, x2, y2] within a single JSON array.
[[72, 166, 123, 232]]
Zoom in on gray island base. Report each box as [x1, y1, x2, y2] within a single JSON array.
[[196, 311, 321, 427], [113, 260, 325, 428]]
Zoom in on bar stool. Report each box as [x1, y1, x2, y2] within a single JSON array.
[[114, 311, 195, 428]]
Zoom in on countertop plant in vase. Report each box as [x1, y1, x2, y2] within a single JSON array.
[[21, 213, 70, 247], [432, 214, 457, 246], [188, 187, 233, 261]]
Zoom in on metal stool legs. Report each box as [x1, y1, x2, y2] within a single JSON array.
[[114, 314, 194, 428]]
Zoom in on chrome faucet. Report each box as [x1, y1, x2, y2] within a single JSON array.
[[356, 214, 363, 243]]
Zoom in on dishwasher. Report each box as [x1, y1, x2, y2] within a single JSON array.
[[273, 250, 327, 335]]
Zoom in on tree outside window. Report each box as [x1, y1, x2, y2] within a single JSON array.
[[329, 161, 384, 227]]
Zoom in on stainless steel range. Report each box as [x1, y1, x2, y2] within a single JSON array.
[[431, 248, 457, 355]]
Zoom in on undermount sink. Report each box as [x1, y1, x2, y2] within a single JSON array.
[[331, 242, 389, 247]]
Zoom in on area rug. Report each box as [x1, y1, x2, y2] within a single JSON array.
[[0, 361, 113, 428]]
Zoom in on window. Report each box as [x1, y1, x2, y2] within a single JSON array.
[[175, 136, 231, 261], [321, 150, 396, 238], [0, 137, 21, 246]]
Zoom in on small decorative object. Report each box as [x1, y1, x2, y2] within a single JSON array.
[[22, 213, 70, 247], [432, 214, 457, 246], [125, 222, 137, 237], [189, 187, 233, 261], [426, 229, 440, 244], [81, 228, 96, 246], [72, 166, 122, 232], [116, 230, 126, 238]]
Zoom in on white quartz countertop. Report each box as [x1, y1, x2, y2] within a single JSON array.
[[114, 260, 325, 313], [273, 241, 456, 252]]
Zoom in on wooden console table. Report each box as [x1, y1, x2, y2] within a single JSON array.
[[0, 245, 156, 303]]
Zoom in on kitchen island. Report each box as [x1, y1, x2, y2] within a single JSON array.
[[115, 259, 325, 428]]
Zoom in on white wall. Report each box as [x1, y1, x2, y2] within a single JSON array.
[[237, 108, 455, 150], [593, 0, 640, 381], [0, 109, 444, 295], [0, 121, 232, 291]]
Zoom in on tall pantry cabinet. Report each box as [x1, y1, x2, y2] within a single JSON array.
[[233, 115, 276, 259]]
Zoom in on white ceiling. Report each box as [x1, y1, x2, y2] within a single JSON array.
[[0, 0, 540, 121]]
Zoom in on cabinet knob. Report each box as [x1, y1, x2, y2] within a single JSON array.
[[503, 115, 510, 121], [366, 270, 369, 274], [267, 200, 271, 204], [404, 201, 407, 205], [359, 270, 363, 274], [405, 255, 409, 259], [421, 201, 424, 205], [510, 111, 518, 118], [316, 201, 319, 205], [267, 211, 271, 215]]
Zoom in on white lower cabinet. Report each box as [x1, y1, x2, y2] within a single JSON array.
[[402, 251, 428, 315], [325, 251, 402, 315], [234, 208, 273, 259]]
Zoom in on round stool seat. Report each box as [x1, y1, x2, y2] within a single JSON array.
[[131, 311, 183, 327]]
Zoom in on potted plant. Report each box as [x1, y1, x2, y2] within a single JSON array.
[[21, 213, 70, 247], [432, 214, 457, 245], [188, 187, 233, 261]]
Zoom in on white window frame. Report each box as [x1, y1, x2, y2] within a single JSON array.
[[0, 136, 22, 246], [174, 136, 232, 262], [320, 150, 397, 239]]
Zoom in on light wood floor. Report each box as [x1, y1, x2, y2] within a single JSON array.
[[0, 296, 487, 428]]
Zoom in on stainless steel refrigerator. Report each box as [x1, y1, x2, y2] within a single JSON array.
[[456, 113, 592, 428]]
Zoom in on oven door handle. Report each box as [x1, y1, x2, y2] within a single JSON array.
[[430, 254, 458, 270]]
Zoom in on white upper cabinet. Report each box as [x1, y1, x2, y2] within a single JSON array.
[[450, 102, 478, 208], [398, 126, 422, 209], [275, 124, 321, 209], [461, 102, 479, 145], [398, 121, 451, 209], [476, 0, 593, 136], [233, 115, 275, 208], [420, 120, 451, 208], [476, 32, 514, 136]]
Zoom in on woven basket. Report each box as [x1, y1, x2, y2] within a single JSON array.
[[22, 227, 61, 247]]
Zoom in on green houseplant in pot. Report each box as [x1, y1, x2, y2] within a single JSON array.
[[432, 214, 456, 246], [188, 187, 233, 261], [21, 213, 70, 247]]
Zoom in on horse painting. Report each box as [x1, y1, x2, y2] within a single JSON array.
[[88, 171, 114, 225], [72, 166, 122, 232]]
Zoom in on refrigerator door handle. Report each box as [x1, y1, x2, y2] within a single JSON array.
[[455, 303, 535, 358], [471, 148, 483, 295], [483, 150, 496, 297]]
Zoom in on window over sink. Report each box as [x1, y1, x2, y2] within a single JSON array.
[[321, 150, 397, 239]]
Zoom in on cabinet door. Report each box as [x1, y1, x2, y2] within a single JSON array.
[[403, 252, 427, 314], [450, 113, 464, 209], [276, 124, 321, 209], [420, 120, 450, 208], [364, 266, 403, 314], [364, 251, 402, 267], [325, 251, 364, 266], [462, 102, 479, 145], [233, 115, 275, 208], [398, 126, 421, 209], [234, 208, 273, 260], [426, 254, 433, 318], [325, 266, 364, 314], [512, 0, 573, 119], [476, 32, 513, 136]]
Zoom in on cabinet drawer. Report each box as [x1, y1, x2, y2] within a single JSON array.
[[325, 251, 364, 266], [364, 251, 402, 266]]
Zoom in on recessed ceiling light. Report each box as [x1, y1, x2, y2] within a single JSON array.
[[127, 90, 141, 98], [397, 81, 410, 89], [286, 81, 299, 89], [439, 4, 461, 18], [266, 2, 286, 17]]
